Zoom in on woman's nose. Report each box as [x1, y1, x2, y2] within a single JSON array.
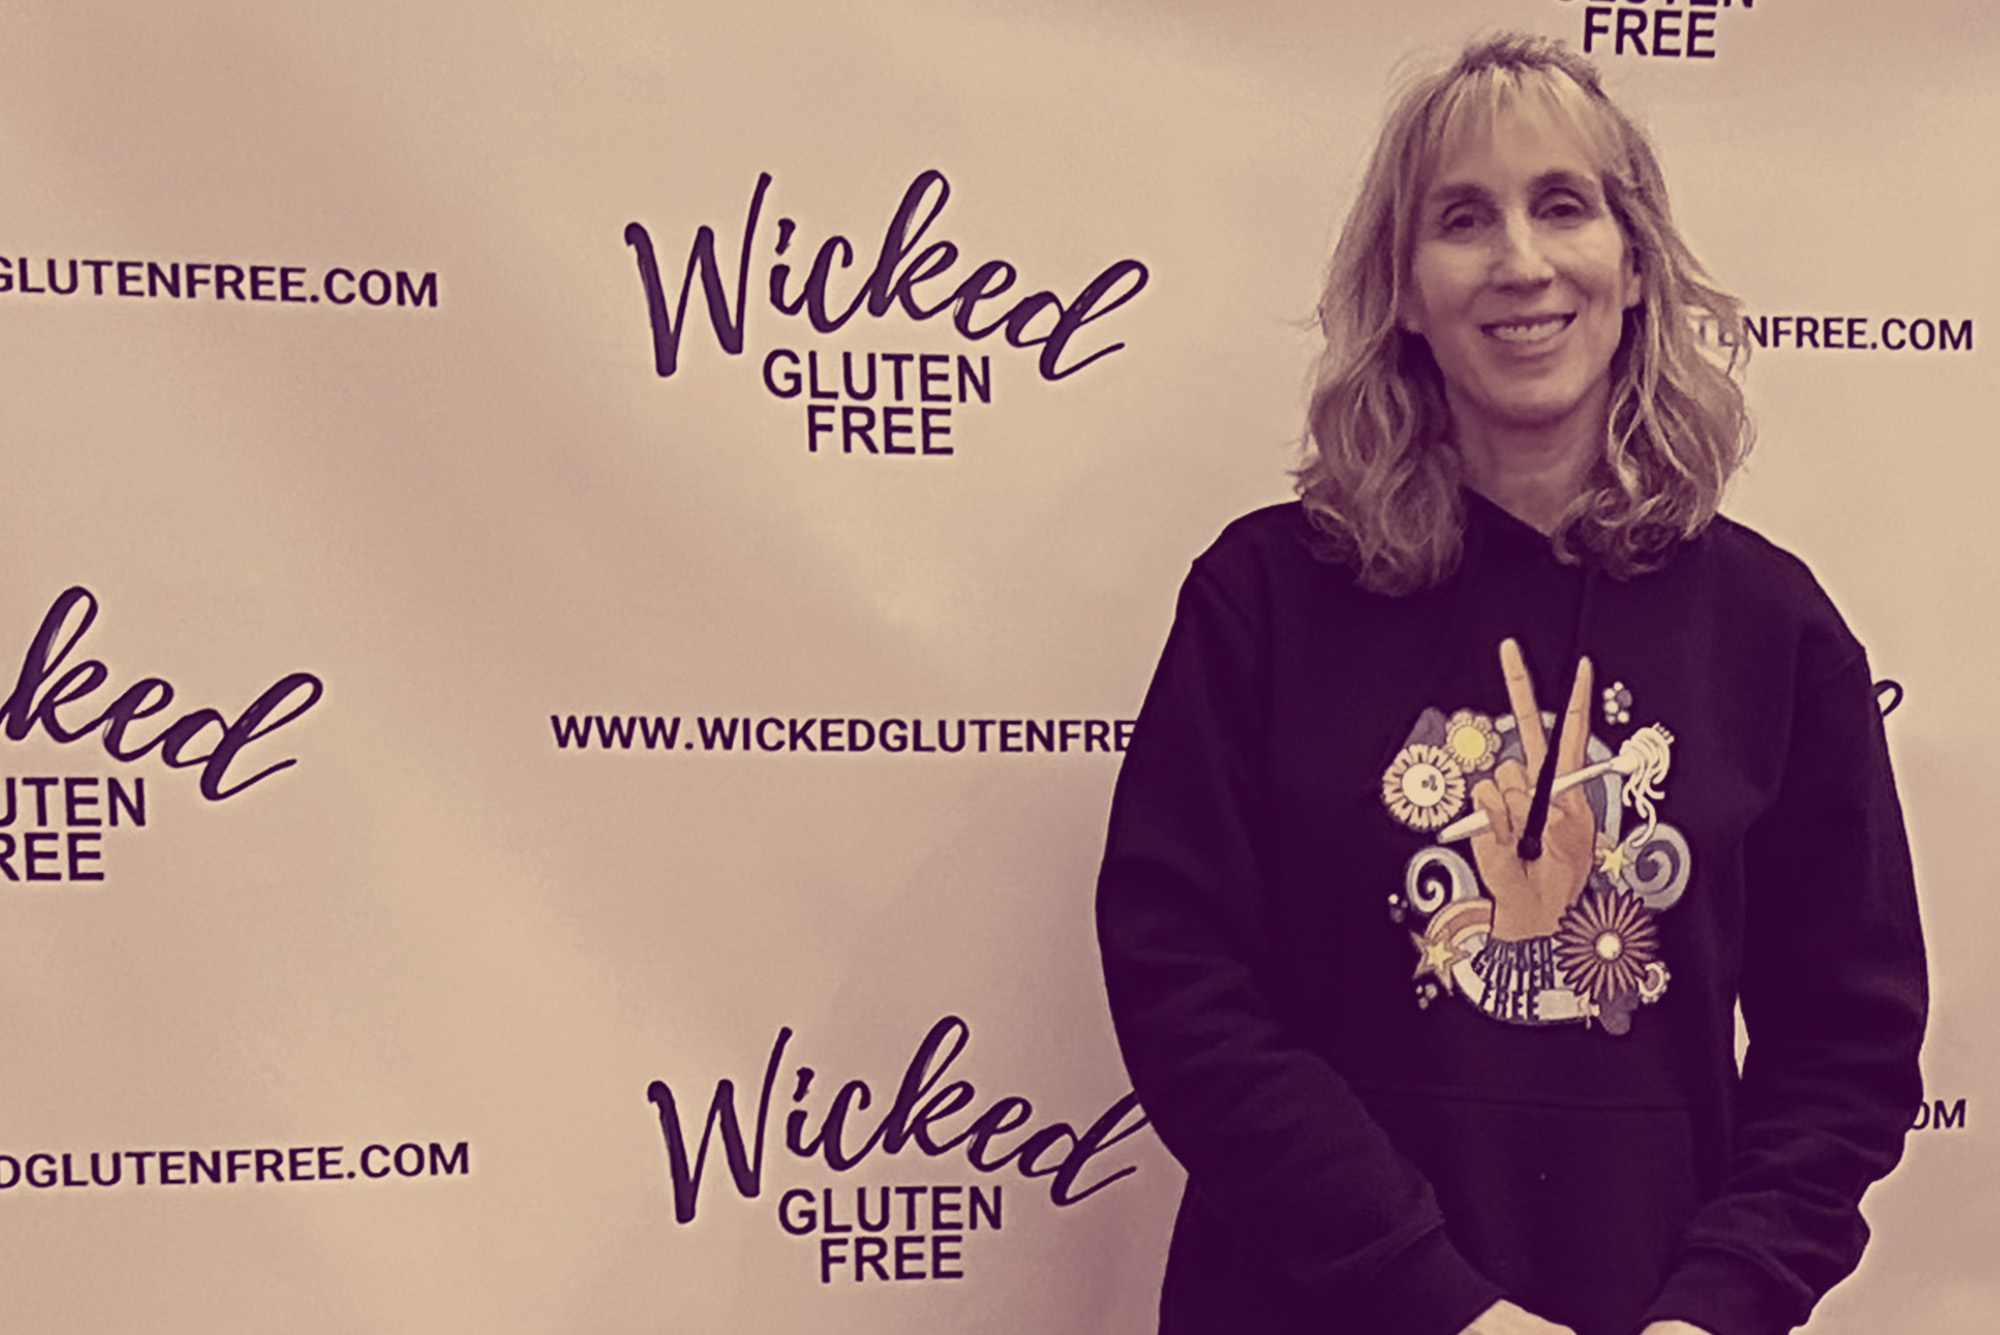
[[1493, 214, 1555, 287]]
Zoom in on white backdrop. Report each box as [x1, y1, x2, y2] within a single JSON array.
[[1, 1, 1992, 1331]]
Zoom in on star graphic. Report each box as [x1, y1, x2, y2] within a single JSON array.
[[1596, 840, 1630, 876], [1411, 930, 1465, 994]]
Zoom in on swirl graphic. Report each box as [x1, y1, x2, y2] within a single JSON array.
[[1616, 824, 1691, 912], [1404, 845, 1482, 916]]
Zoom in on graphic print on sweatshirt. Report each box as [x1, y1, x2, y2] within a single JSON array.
[[1380, 638, 1688, 1035]]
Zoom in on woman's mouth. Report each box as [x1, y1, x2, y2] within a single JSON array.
[[1482, 314, 1575, 343]]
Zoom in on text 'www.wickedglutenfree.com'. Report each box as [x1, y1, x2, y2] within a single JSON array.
[[550, 715, 1135, 755]]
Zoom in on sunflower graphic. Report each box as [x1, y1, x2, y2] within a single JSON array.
[[1553, 888, 1661, 1004], [1442, 709, 1502, 774], [1383, 744, 1468, 832]]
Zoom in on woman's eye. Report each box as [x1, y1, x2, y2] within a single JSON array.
[[1439, 209, 1484, 234], [1541, 193, 1591, 221]]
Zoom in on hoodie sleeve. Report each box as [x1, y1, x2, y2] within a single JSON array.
[[1096, 554, 1505, 1335], [1643, 623, 1928, 1335]]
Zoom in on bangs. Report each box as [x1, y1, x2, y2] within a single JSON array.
[[1420, 64, 1627, 193]]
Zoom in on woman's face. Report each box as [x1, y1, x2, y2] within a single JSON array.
[[1402, 100, 1640, 447]]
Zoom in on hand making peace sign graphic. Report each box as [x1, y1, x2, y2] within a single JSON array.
[[1470, 639, 1597, 941]]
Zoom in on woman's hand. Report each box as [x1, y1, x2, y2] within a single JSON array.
[[1456, 1298, 1577, 1335], [1468, 640, 1595, 940]]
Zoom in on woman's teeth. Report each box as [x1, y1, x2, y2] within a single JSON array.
[[1485, 315, 1571, 342]]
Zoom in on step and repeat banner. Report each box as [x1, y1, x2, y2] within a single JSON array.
[[1, 1, 1991, 1331]]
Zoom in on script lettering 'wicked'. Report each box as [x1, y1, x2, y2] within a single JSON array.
[[645, 1015, 1149, 1225], [1, 587, 323, 800], [624, 171, 1148, 383]]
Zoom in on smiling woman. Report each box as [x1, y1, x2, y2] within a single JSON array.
[[1097, 30, 1926, 1335], [1402, 103, 1641, 526], [1298, 34, 1749, 595]]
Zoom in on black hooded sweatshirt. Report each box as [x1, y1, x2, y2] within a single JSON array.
[[1096, 496, 1926, 1335]]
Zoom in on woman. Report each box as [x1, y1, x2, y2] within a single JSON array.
[[1097, 33, 1926, 1335]]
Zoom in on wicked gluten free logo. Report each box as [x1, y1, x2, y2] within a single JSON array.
[[623, 170, 1148, 458], [645, 1015, 1148, 1285], [0, 587, 323, 886]]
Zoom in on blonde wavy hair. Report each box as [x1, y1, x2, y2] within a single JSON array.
[[1298, 32, 1751, 595]]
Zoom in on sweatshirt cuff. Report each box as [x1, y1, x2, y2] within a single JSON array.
[[1363, 1228, 1507, 1335], [1642, 1250, 1804, 1335]]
